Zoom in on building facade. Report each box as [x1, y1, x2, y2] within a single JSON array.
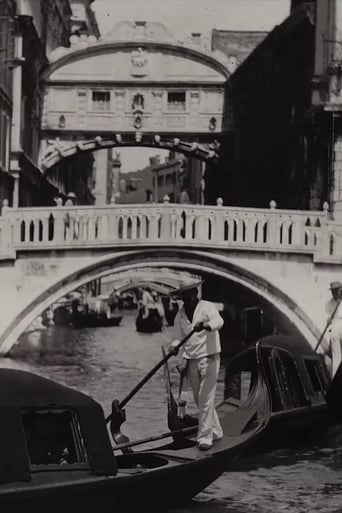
[[227, 0, 342, 218], [5, 0, 99, 207], [117, 151, 203, 205], [0, 0, 15, 207]]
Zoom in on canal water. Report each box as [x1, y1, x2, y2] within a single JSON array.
[[2, 311, 342, 513]]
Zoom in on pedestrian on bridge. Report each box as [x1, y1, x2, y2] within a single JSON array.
[[325, 281, 342, 378], [170, 280, 224, 451]]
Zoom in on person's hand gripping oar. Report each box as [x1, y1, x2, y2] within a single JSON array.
[[106, 328, 197, 451]]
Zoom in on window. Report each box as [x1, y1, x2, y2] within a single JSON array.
[[303, 357, 328, 394], [267, 349, 308, 411], [167, 92, 186, 111], [157, 175, 164, 186], [166, 172, 176, 185], [91, 91, 111, 111], [22, 409, 87, 466]]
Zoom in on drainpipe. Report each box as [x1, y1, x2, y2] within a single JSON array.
[[10, 16, 25, 208]]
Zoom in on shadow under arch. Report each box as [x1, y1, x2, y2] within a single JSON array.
[[0, 248, 321, 355]]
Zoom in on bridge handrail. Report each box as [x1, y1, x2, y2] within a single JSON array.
[[0, 202, 334, 260]]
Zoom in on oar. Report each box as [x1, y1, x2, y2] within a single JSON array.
[[107, 328, 196, 448], [112, 425, 197, 452], [314, 295, 342, 352]]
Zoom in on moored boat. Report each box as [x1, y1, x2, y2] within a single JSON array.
[[0, 343, 270, 513], [224, 334, 336, 451]]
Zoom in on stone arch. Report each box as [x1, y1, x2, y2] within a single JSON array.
[[0, 249, 320, 355], [40, 138, 220, 172], [43, 41, 230, 82]]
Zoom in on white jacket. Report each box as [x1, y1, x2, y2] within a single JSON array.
[[173, 300, 224, 359]]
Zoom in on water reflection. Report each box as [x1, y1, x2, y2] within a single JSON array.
[[1, 312, 342, 513]]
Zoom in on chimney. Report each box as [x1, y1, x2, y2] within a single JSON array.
[[191, 32, 202, 45], [135, 21, 146, 38]]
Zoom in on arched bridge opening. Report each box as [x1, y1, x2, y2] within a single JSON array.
[[0, 249, 320, 356], [41, 137, 220, 174]]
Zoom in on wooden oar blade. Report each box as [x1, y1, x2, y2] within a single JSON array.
[[161, 346, 198, 436]]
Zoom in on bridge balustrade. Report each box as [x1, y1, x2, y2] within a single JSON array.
[[0, 203, 334, 260]]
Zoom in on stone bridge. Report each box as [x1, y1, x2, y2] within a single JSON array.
[[0, 200, 342, 354]]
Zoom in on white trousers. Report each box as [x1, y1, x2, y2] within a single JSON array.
[[187, 353, 223, 445], [330, 320, 342, 378]]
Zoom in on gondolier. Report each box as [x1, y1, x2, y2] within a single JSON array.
[[170, 280, 224, 451], [325, 281, 342, 378]]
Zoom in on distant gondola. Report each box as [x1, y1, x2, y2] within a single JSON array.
[[136, 307, 163, 333]]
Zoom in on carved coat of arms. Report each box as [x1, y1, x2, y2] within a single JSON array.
[[130, 48, 148, 77]]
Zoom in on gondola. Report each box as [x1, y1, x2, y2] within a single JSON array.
[[223, 334, 338, 452], [166, 334, 342, 463], [0, 343, 270, 513], [135, 307, 163, 333], [71, 314, 123, 329]]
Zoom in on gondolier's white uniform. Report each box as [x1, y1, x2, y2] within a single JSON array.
[[173, 300, 224, 445], [326, 297, 342, 378]]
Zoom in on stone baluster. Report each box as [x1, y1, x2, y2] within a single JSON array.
[[78, 215, 85, 242], [13, 216, 21, 244], [170, 210, 178, 239], [25, 217, 31, 242], [131, 214, 137, 239], [160, 196, 171, 240], [34, 218, 40, 243], [100, 214, 108, 241], [122, 216, 128, 239], [42, 215, 49, 243], [54, 210, 65, 244], [268, 201, 278, 248], [214, 199, 224, 243], [319, 203, 330, 256], [160, 209, 171, 241], [110, 211, 118, 240], [88, 215, 96, 242], [244, 215, 255, 244], [196, 214, 207, 241], [1, 200, 11, 254], [151, 212, 161, 240]]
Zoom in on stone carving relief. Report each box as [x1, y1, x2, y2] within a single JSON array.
[[130, 48, 148, 77]]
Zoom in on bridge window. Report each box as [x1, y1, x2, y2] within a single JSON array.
[[91, 91, 111, 111], [330, 234, 335, 255], [167, 92, 186, 111]]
